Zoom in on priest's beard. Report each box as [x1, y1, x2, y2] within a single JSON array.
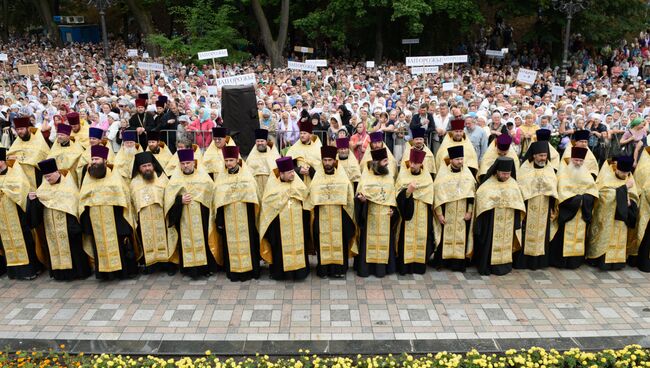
[[410, 167, 421, 175], [19, 132, 31, 141], [182, 167, 195, 175], [414, 143, 424, 150], [324, 164, 335, 175], [149, 146, 160, 154], [124, 146, 137, 155], [88, 162, 107, 179], [141, 170, 155, 181], [338, 153, 348, 160], [227, 165, 240, 174], [567, 163, 584, 176], [534, 159, 546, 167], [372, 162, 389, 176], [615, 172, 628, 180], [256, 144, 267, 153]]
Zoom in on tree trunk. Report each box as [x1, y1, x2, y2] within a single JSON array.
[[124, 0, 159, 56], [374, 8, 384, 64], [251, 0, 289, 69], [34, 0, 62, 46]]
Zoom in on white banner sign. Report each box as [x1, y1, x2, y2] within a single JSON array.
[[501, 48, 509, 54], [287, 61, 317, 72], [305, 59, 328, 67], [197, 49, 228, 60], [127, 49, 138, 57], [411, 66, 439, 75], [0, 53, 7, 62], [406, 55, 468, 66], [486, 49, 504, 58], [402, 39, 420, 45], [142, 52, 150, 59], [551, 86, 565, 96], [366, 61, 375, 68], [215, 73, 257, 88], [137, 61, 164, 72], [516, 68, 538, 85], [442, 82, 454, 92]]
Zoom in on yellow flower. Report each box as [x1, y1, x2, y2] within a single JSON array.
[[205, 350, 212, 356]]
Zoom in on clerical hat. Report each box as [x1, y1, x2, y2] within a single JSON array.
[[573, 130, 590, 142], [370, 148, 388, 161], [254, 129, 268, 140], [617, 156, 634, 172], [37, 158, 58, 175], [321, 146, 338, 160], [412, 127, 426, 139], [122, 130, 137, 142], [89, 127, 103, 140], [409, 149, 426, 164], [298, 119, 313, 133], [571, 146, 587, 159], [147, 130, 160, 142], [13, 117, 31, 129], [135, 99, 147, 108], [369, 131, 383, 143], [138, 93, 149, 100], [66, 112, 80, 126], [450, 119, 465, 131], [447, 145, 464, 159], [494, 157, 514, 173], [336, 137, 349, 149], [177, 148, 194, 163], [0, 147, 6, 161], [212, 127, 227, 138], [91, 145, 109, 160], [275, 156, 294, 172], [496, 134, 512, 151], [222, 146, 239, 160], [57, 124, 72, 136], [535, 129, 551, 141]]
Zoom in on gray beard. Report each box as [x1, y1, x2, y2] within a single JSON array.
[[228, 165, 240, 174], [256, 145, 267, 153]]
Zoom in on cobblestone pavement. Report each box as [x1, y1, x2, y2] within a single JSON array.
[[1, 264, 650, 342]]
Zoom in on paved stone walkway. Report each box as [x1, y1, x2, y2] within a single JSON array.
[[1, 264, 650, 342]]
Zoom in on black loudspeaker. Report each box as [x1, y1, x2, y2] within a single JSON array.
[[221, 85, 258, 156]]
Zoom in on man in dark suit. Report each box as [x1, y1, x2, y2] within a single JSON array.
[[409, 103, 436, 150]]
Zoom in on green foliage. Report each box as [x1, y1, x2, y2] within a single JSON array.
[[147, 0, 250, 64], [571, 0, 647, 46]]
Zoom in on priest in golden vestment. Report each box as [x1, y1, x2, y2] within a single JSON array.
[[114, 130, 143, 180], [7, 116, 50, 190], [436, 119, 479, 176], [145, 131, 173, 172], [130, 152, 177, 275], [164, 148, 218, 279], [212, 146, 261, 282], [46, 123, 84, 184], [304, 146, 356, 279], [76, 127, 115, 186], [68, 112, 90, 149], [473, 157, 525, 276], [431, 146, 476, 272], [395, 149, 434, 275], [533, 129, 559, 171], [587, 156, 639, 270], [286, 120, 322, 187], [477, 134, 520, 182], [548, 147, 597, 269], [164, 138, 203, 175], [245, 129, 280, 200], [354, 148, 398, 278], [27, 158, 91, 281], [399, 127, 437, 180], [335, 137, 361, 191], [259, 156, 311, 280], [560, 130, 599, 178], [628, 146, 650, 272], [79, 145, 139, 280], [359, 131, 398, 177], [0, 148, 42, 279], [201, 127, 237, 180], [513, 141, 558, 270]]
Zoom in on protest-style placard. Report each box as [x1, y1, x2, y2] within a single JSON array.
[[137, 61, 164, 72], [305, 59, 328, 67], [366, 61, 375, 68], [516, 68, 538, 85], [197, 49, 228, 60], [411, 66, 439, 75], [287, 61, 317, 72], [442, 82, 454, 91], [215, 73, 257, 88], [127, 49, 138, 57]]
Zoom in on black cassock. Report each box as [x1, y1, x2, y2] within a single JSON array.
[[263, 210, 311, 281], [473, 208, 522, 276], [1, 199, 41, 280], [27, 197, 91, 281], [513, 197, 556, 270], [81, 206, 138, 280], [353, 197, 398, 278], [216, 203, 261, 282], [588, 185, 638, 271], [396, 189, 434, 275], [548, 194, 595, 269], [430, 199, 473, 272], [168, 196, 219, 279], [312, 206, 355, 278]]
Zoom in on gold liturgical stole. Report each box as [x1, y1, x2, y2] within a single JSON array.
[[400, 141, 437, 175], [259, 173, 308, 271], [246, 145, 280, 200], [304, 167, 357, 265], [0, 164, 31, 266], [47, 140, 84, 183], [147, 143, 173, 172], [476, 176, 525, 265], [588, 162, 638, 263], [36, 172, 79, 270], [114, 145, 143, 179], [286, 135, 323, 188], [211, 166, 259, 272], [518, 161, 558, 256], [632, 148, 650, 255], [79, 168, 136, 272], [357, 168, 396, 264], [201, 137, 236, 175], [7, 128, 50, 189], [435, 133, 479, 172], [337, 155, 361, 183], [433, 164, 476, 259], [477, 141, 520, 179], [130, 174, 175, 266], [70, 125, 90, 149], [165, 145, 203, 174], [396, 165, 433, 264], [164, 167, 214, 267]]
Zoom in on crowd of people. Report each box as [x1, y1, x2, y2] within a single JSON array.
[[2, 29, 650, 281]]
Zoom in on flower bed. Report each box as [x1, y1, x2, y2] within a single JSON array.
[[1, 345, 649, 368]]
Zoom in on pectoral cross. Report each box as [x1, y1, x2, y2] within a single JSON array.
[[323, 183, 334, 200], [379, 187, 387, 202]]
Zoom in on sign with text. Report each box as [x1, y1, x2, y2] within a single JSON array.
[[501, 48, 509, 54], [215, 73, 257, 88], [516, 68, 538, 85], [142, 52, 150, 59], [406, 55, 468, 66], [293, 46, 314, 54], [137, 61, 164, 72], [18, 64, 39, 76], [305, 59, 328, 67], [411, 66, 439, 75], [402, 39, 420, 45], [287, 61, 317, 72], [442, 82, 454, 91], [0, 53, 7, 62], [197, 49, 228, 60], [366, 61, 375, 68], [127, 49, 138, 57], [551, 86, 565, 96], [486, 49, 504, 58]]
